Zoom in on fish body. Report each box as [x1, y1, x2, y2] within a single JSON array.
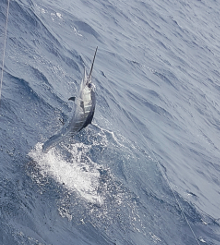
[[42, 47, 98, 152]]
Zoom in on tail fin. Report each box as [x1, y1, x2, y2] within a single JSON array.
[[42, 132, 64, 153], [88, 46, 98, 80]]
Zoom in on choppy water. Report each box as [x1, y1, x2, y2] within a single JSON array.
[[1, 0, 220, 244]]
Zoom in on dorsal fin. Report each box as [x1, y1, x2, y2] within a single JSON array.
[[88, 46, 98, 80], [68, 96, 76, 101]]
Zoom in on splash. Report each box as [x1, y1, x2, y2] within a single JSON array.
[[28, 142, 103, 205]]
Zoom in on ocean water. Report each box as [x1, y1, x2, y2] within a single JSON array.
[[0, 0, 220, 244]]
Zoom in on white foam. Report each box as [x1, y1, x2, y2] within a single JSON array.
[[56, 13, 62, 19], [28, 143, 103, 205]]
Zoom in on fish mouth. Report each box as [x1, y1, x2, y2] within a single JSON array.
[[88, 46, 98, 81], [86, 77, 92, 86]]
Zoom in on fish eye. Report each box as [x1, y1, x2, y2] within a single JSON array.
[[88, 83, 96, 91]]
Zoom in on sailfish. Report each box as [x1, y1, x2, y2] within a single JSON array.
[[42, 47, 98, 153]]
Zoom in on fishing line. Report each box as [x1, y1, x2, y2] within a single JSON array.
[[0, 0, 10, 105], [124, 109, 201, 245], [149, 149, 201, 245]]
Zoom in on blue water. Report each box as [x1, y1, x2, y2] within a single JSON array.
[[1, 0, 220, 244]]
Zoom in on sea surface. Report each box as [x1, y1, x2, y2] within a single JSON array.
[[0, 0, 220, 244]]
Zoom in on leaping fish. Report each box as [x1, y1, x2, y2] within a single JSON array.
[[42, 47, 98, 153]]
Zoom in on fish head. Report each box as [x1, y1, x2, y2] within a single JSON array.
[[80, 47, 98, 94], [79, 67, 95, 94]]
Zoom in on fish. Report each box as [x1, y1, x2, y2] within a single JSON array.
[[42, 47, 98, 153]]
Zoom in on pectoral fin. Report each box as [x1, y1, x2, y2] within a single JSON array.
[[80, 100, 85, 115], [68, 97, 76, 101]]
